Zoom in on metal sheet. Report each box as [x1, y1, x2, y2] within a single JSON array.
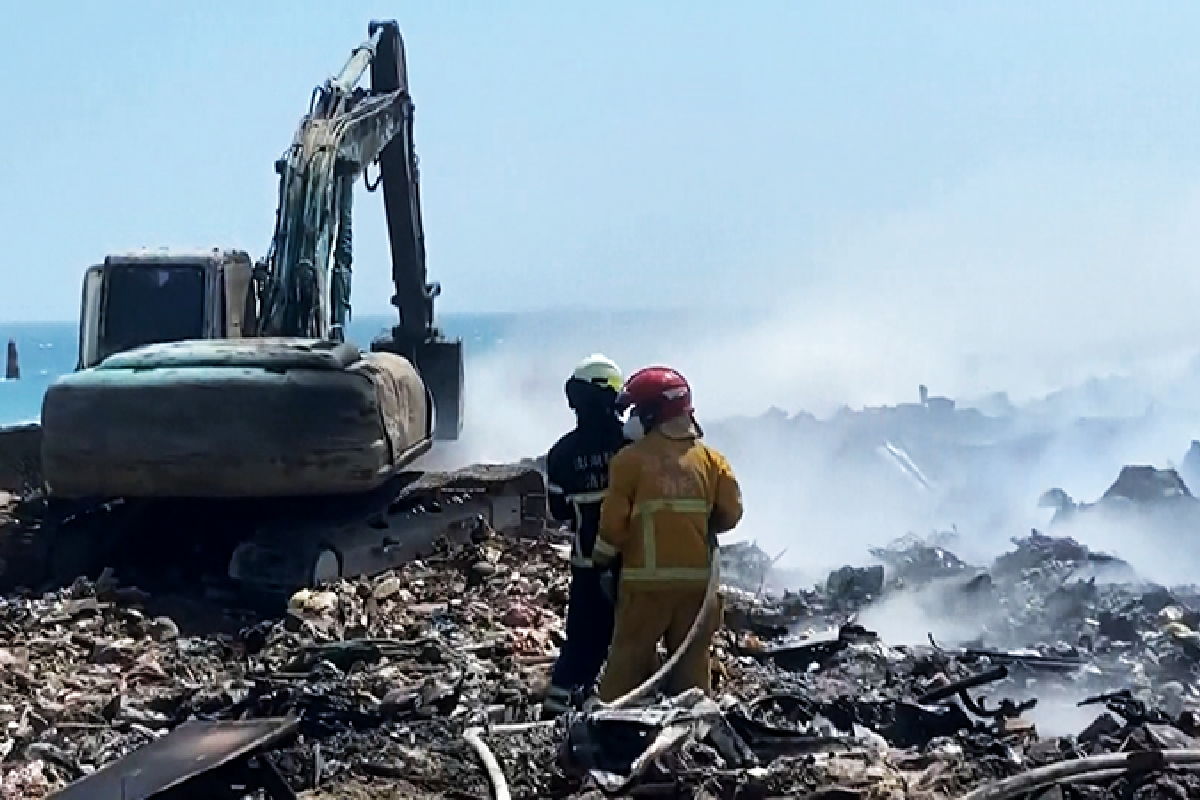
[[52, 717, 299, 800]]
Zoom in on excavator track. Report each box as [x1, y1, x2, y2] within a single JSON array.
[[0, 446, 547, 610]]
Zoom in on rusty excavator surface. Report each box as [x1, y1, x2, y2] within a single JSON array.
[[1, 21, 544, 598]]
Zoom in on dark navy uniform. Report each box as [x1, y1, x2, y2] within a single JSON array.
[[544, 414, 628, 714]]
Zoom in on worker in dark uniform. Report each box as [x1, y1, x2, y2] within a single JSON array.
[[542, 354, 629, 717]]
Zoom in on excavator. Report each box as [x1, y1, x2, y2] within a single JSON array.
[[12, 21, 543, 597]]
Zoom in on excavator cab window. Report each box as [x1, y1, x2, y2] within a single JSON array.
[[99, 264, 206, 360]]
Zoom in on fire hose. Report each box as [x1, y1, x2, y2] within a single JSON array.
[[463, 529, 722, 798], [956, 749, 1200, 800], [464, 727, 512, 800]]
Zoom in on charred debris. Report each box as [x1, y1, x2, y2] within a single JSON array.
[[705, 383, 1200, 547], [0, 488, 1198, 798], [2, 392, 1200, 797]]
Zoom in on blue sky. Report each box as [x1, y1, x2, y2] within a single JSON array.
[[3, 2, 1200, 322]]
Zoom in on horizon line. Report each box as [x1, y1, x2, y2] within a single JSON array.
[[0, 303, 758, 327]]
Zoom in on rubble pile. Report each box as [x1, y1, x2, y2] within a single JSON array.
[[708, 533, 1200, 798], [4, 524, 1200, 798], [0, 526, 570, 798]]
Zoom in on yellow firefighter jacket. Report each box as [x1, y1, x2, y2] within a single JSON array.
[[592, 416, 743, 589]]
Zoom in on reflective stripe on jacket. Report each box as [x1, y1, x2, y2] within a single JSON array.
[[546, 486, 609, 567], [593, 416, 743, 588], [545, 416, 628, 570]]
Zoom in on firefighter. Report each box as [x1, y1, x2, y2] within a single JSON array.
[[542, 353, 629, 717], [592, 366, 743, 701]]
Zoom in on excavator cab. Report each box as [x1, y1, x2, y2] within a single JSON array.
[[75, 250, 255, 369]]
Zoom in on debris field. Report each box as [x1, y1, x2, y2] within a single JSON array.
[[4, 503, 1200, 798]]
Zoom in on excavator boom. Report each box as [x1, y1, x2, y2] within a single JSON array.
[[259, 24, 411, 339], [370, 20, 437, 343], [252, 20, 462, 438]]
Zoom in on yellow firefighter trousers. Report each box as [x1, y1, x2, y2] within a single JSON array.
[[597, 586, 722, 702]]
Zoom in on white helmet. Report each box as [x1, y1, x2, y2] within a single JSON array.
[[570, 353, 623, 393]]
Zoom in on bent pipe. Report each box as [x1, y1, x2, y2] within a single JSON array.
[[605, 548, 721, 709], [957, 749, 1200, 800], [464, 727, 512, 800], [917, 665, 1008, 705], [1055, 764, 1200, 787]]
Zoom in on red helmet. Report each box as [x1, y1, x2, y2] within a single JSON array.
[[617, 366, 693, 424]]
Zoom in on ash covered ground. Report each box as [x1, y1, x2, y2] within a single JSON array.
[[5, 490, 1200, 798], [7, 380, 1200, 798]]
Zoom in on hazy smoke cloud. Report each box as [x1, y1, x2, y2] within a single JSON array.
[[426, 157, 1200, 594]]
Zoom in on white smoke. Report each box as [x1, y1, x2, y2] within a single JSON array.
[[426, 156, 1200, 592]]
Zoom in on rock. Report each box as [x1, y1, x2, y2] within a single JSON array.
[[25, 742, 79, 780], [410, 603, 446, 617], [470, 516, 493, 543], [67, 576, 94, 600], [468, 561, 496, 586], [1163, 622, 1200, 644], [306, 591, 339, 615], [1078, 712, 1123, 743], [373, 576, 402, 601], [118, 608, 145, 636], [826, 565, 885, 604], [91, 639, 135, 665], [289, 589, 313, 610], [146, 616, 179, 642], [64, 598, 102, 619], [502, 604, 540, 629], [100, 693, 122, 722]]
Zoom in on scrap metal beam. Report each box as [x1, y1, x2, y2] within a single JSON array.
[[51, 717, 299, 800]]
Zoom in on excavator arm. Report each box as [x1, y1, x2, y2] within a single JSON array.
[[257, 23, 409, 338], [255, 20, 462, 438], [369, 20, 437, 343], [366, 23, 463, 440]]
